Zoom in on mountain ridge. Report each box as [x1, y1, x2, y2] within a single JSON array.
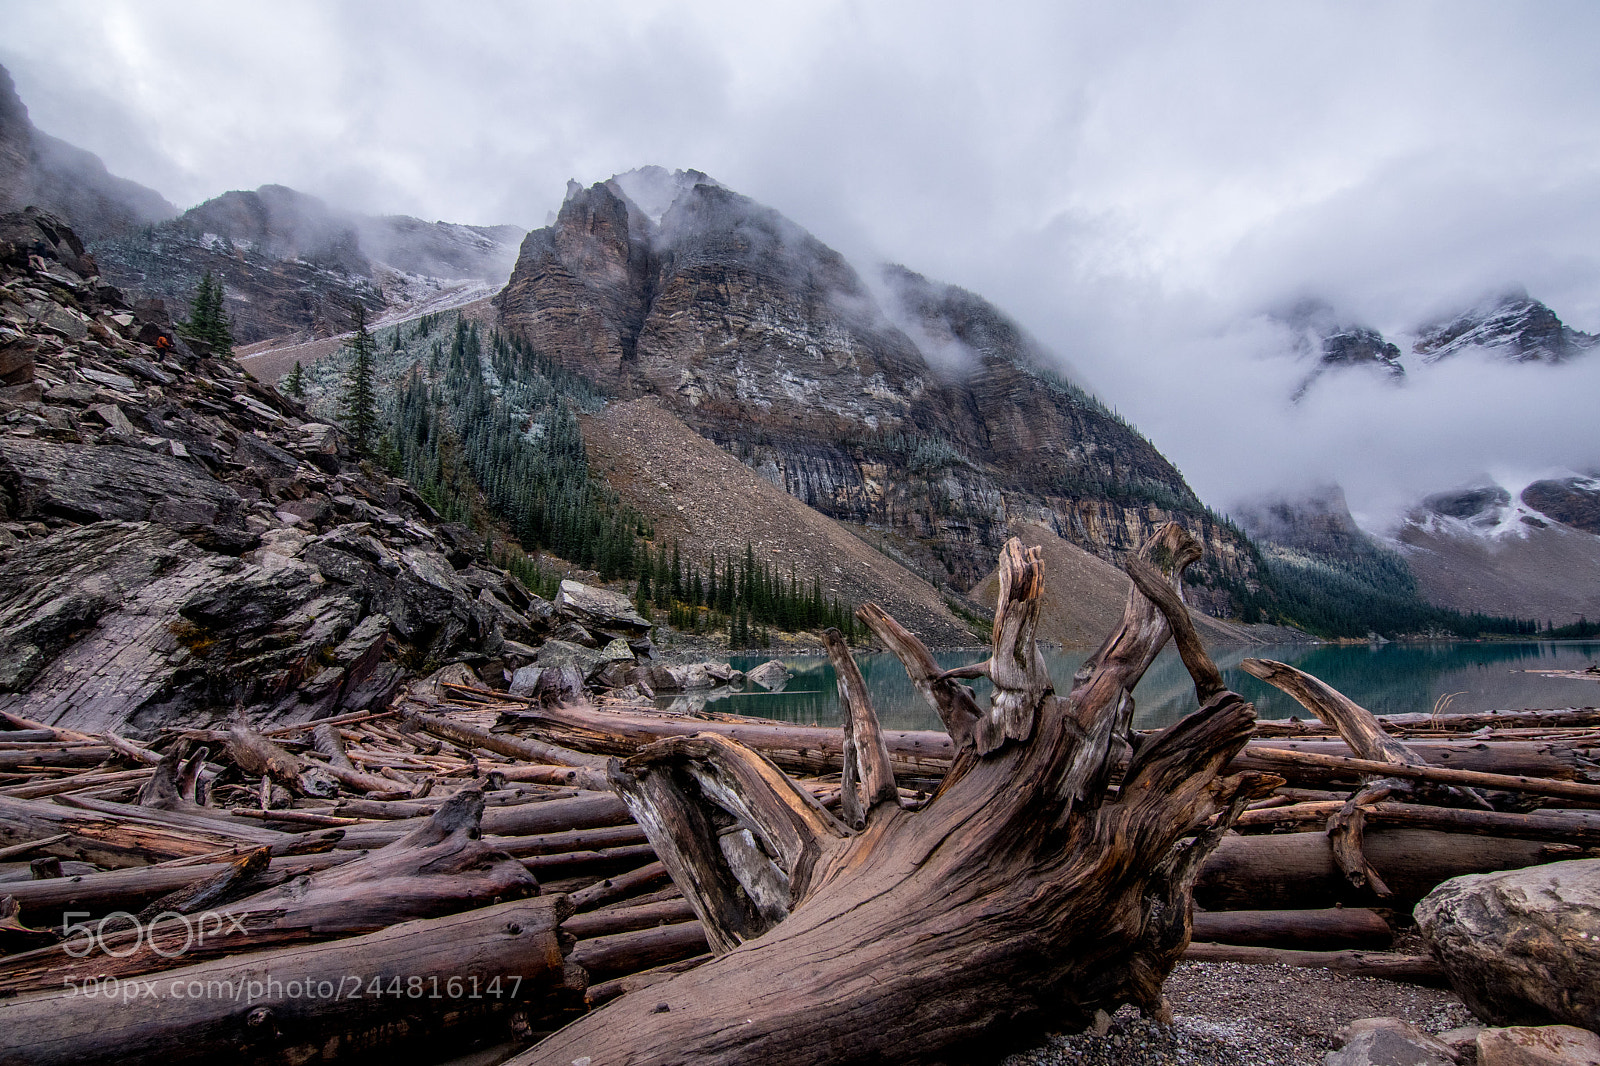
[[497, 169, 1263, 619], [0, 64, 176, 242]]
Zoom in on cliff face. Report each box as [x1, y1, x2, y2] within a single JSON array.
[[0, 64, 176, 242], [497, 171, 1261, 613]]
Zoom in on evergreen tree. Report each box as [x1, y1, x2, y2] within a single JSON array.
[[180, 270, 234, 356], [283, 360, 306, 398], [340, 302, 380, 453]]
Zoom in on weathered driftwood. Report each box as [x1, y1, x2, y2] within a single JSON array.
[[0, 894, 55, 952], [1, 767, 158, 800], [515, 527, 1277, 1066], [498, 698, 1583, 784], [325, 789, 630, 849], [1253, 706, 1600, 736], [1240, 657, 1493, 897], [569, 861, 672, 911], [1230, 739, 1580, 782], [1182, 943, 1444, 983], [223, 727, 338, 799], [135, 741, 211, 812], [498, 704, 956, 781], [1194, 827, 1584, 910], [568, 920, 712, 982], [0, 795, 283, 867], [1241, 746, 1600, 804], [404, 708, 611, 790], [1233, 799, 1600, 846], [0, 786, 538, 993], [0, 896, 581, 1066], [1190, 907, 1391, 950]]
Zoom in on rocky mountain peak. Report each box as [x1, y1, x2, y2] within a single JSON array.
[[497, 169, 1251, 611], [1232, 484, 1368, 559], [91, 182, 524, 346], [606, 165, 718, 227], [1277, 298, 1405, 401], [1413, 290, 1596, 365], [174, 184, 369, 274]]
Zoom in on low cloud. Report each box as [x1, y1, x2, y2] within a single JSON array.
[[5, 0, 1598, 527]]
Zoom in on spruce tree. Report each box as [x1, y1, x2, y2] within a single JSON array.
[[340, 302, 380, 453], [180, 270, 234, 356], [284, 360, 306, 398]]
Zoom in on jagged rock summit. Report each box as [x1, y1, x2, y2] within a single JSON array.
[[0, 210, 551, 735], [1277, 298, 1405, 402], [498, 168, 1261, 615], [1415, 289, 1597, 365]]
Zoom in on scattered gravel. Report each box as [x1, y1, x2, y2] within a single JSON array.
[[1002, 962, 1477, 1066]]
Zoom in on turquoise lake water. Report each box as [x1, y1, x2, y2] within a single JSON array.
[[658, 641, 1600, 732]]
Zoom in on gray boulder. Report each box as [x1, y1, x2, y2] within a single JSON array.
[[1326, 1018, 1458, 1066], [1477, 1025, 1600, 1066], [555, 579, 650, 634], [535, 638, 605, 677], [508, 665, 543, 697], [747, 659, 791, 692], [1417, 859, 1600, 1030]]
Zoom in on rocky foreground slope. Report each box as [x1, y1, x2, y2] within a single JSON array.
[[0, 209, 566, 735]]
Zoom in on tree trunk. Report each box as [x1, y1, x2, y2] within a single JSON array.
[[512, 527, 1278, 1066], [0, 897, 581, 1066], [1193, 827, 1584, 909], [0, 786, 538, 994], [1181, 943, 1444, 983], [1190, 907, 1391, 950]]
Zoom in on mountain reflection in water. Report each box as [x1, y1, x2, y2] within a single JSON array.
[[659, 642, 1600, 733]]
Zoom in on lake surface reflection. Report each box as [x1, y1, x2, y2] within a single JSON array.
[[663, 641, 1600, 732]]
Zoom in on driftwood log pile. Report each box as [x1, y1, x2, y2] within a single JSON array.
[[0, 526, 1596, 1064]]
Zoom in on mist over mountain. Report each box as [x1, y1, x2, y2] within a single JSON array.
[[496, 169, 1263, 623], [89, 183, 524, 344], [0, 64, 175, 241]]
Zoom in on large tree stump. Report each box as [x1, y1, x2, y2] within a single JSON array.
[[512, 525, 1277, 1066]]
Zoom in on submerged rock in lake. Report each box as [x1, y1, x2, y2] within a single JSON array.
[[747, 659, 791, 692]]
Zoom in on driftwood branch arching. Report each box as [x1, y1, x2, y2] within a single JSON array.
[[512, 525, 1279, 1066]]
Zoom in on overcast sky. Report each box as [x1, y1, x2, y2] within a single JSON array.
[[5, 0, 1599, 526]]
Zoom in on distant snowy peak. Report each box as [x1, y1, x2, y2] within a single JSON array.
[[1408, 475, 1600, 540], [1278, 299, 1404, 401], [1413, 291, 1597, 365]]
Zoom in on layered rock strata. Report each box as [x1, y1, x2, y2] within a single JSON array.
[[498, 173, 1260, 614], [0, 210, 551, 734]]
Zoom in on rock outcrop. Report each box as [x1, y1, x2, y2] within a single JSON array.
[[1416, 859, 1600, 1032], [499, 171, 1262, 615], [1326, 1018, 1459, 1066], [0, 209, 551, 735], [1392, 478, 1600, 625]]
